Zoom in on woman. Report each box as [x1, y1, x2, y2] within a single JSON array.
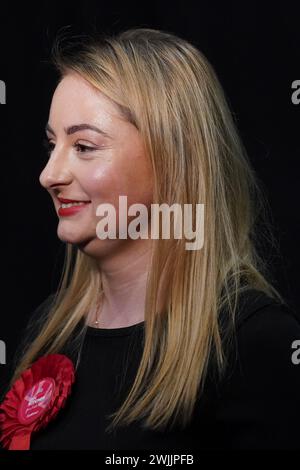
[[1, 27, 299, 450]]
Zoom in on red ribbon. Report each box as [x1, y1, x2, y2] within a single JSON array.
[[0, 354, 75, 450]]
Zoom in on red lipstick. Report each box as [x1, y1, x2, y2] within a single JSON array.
[[57, 197, 91, 217]]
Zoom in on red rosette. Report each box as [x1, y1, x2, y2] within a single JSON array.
[[0, 353, 75, 450]]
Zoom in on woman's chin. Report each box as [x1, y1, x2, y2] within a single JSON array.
[[56, 227, 91, 246]]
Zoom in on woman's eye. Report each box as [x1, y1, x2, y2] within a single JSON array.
[[42, 138, 97, 157], [42, 138, 55, 156], [73, 143, 96, 153]]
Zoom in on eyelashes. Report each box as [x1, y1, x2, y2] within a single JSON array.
[[42, 139, 54, 156], [42, 138, 98, 156]]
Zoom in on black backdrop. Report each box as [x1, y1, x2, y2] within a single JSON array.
[[0, 1, 299, 390]]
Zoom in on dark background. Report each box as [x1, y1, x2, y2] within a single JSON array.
[[0, 0, 299, 390]]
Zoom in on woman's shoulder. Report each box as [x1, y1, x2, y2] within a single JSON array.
[[234, 288, 299, 328], [213, 290, 300, 448], [218, 289, 300, 360], [233, 288, 300, 346], [218, 288, 300, 399]]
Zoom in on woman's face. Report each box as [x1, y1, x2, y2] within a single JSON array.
[[39, 72, 153, 258]]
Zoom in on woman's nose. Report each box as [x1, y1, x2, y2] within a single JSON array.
[[39, 150, 72, 189]]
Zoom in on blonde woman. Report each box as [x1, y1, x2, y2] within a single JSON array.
[[1, 27, 299, 450]]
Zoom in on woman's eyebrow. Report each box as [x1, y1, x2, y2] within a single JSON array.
[[45, 123, 112, 139]]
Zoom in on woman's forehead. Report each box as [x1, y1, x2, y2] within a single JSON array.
[[49, 73, 123, 131]]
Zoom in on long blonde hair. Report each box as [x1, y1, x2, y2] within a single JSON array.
[[12, 27, 283, 432]]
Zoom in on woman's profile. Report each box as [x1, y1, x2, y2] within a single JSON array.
[[1, 27, 299, 450]]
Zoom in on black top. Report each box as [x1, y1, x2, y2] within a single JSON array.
[[1, 289, 300, 450]]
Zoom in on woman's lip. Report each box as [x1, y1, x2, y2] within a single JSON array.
[[58, 197, 91, 203], [58, 201, 91, 217]]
